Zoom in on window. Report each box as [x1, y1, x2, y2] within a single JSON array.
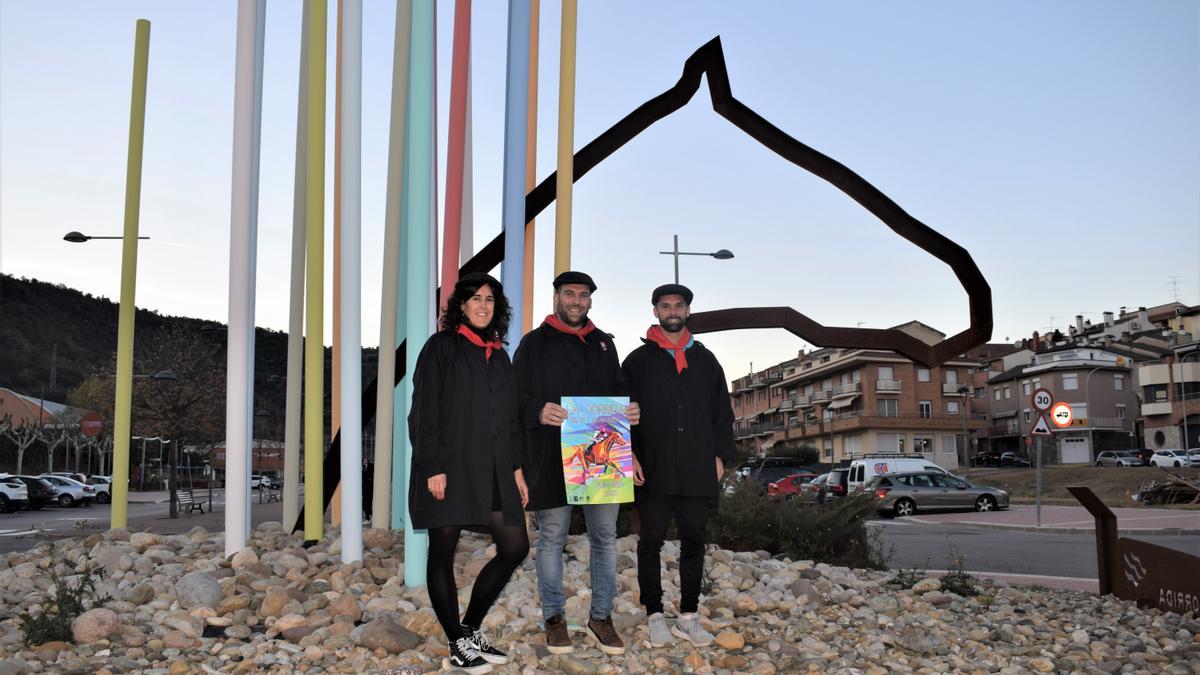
[[1116, 404, 1126, 419], [878, 366, 894, 380], [994, 388, 1002, 401], [974, 387, 985, 398], [1004, 386, 1012, 399], [823, 441, 833, 458], [913, 437, 933, 453], [945, 369, 958, 385], [852, 369, 861, 383], [1022, 381, 1031, 396], [877, 399, 899, 417], [1023, 409, 1032, 423], [917, 368, 930, 382], [1063, 373, 1078, 390], [947, 401, 960, 415], [919, 401, 932, 418], [804, 384, 814, 396], [1114, 374, 1124, 391]]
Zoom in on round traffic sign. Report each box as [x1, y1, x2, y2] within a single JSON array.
[[1050, 402, 1073, 428], [79, 412, 104, 437], [1031, 387, 1054, 412]]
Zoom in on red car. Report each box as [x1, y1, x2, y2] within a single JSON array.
[[766, 472, 817, 497]]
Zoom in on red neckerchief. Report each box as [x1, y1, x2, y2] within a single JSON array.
[[646, 325, 691, 373], [457, 324, 503, 361], [543, 314, 596, 342]]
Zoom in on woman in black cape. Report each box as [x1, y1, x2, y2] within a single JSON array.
[[408, 273, 529, 674]]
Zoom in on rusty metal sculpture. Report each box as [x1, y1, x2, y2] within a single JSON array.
[[294, 36, 994, 532]]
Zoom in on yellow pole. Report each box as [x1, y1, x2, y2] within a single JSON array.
[[554, 0, 576, 275], [111, 19, 151, 531], [522, 0, 539, 332], [304, 0, 327, 540]]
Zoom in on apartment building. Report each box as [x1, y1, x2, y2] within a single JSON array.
[[1138, 345, 1200, 450], [730, 322, 988, 469], [987, 346, 1141, 463]]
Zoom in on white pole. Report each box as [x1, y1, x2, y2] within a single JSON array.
[[246, 0, 266, 537], [339, 0, 363, 563], [224, 0, 265, 556], [284, 0, 310, 532]]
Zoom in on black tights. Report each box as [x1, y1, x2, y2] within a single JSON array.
[[426, 511, 530, 641]]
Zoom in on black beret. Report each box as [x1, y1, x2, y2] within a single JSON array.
[[552, 270, 597, 292], [651, 283, 693, 305], [456, 272, 503, 295]]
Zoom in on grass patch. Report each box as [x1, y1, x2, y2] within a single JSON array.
[[961, 465, 1200, 508]]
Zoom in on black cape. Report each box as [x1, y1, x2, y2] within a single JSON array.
[[408, 330, 525, 529], [513, 322, 626, 511], [621, 338, 735, 498]]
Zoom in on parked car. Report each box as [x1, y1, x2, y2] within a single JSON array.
[[868, 471, 1009, 517], [847, 455, 953, 493], [1149, 449, 1200, 468], [9, 475, 54, 510], [37, 474, 95, 507], [87, 475, 113, 504], [805, 473, 829, 497], [999, 452, 1032, 467], [971, 451, 1001, 467], [749, 458, 813, 489], [766, 472, 817, 498], [1095, 450, 1145, 468], [818, 467, 850, 504], [0, 475, 30, 513], [251, 474, 281, 489]]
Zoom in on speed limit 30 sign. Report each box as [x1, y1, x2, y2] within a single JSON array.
[[1031, 387, 1054, 412]]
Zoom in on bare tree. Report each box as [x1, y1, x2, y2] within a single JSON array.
[[0, 413, 42, 475]]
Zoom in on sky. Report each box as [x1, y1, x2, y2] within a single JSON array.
[[2, 0, 1197, 380]]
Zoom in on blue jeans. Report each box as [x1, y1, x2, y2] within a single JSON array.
[[534, 503, 619, 621]]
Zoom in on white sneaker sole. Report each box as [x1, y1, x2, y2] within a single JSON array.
[[545, 643, 574, 655], [442, 658, 492, 674], [478, 651, 509, 665], [670, 624, 714, 647]]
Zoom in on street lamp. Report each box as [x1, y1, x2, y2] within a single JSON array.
[[1179, 351, 1200, 451], [957, 385, 971, 467], [1084, 366, 1105, 461], [658, 234, 734, 284], [63, 231, 149, 243]]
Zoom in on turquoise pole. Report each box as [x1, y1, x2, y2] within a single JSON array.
[[500, 0, 531, 354]]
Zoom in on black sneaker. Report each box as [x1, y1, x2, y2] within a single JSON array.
[[444, 636, 492, 674], [462, 624, 509, 665]]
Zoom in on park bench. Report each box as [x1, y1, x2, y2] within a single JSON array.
[[177, 489, 205, 514], [264, 489, 281, 502]]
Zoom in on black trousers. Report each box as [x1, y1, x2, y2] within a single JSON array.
[[636, 493, 710, 615]]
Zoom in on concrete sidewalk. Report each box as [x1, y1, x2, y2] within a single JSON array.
[[907, 504, 1200, 534]]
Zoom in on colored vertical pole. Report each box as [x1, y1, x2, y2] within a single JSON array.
[[373, 0, 412, 531], [439, 0, 471, 314], [225, 0, 265, 554], [522, 0, 539, 333], [339, 0, 363, 563], [554, 0, 577, 276], [401, 0, 435, 586], [460, 62, 474, 267], [110, 18, 150, 531], [501, 0, 531, 353], [331, 0, 344, 528], [304, 0, 328, 542], [284, 0, 310, 533]]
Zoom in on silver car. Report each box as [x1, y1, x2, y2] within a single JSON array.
[[1095, 451, 1144, 467], [868, 471, 1009, 518]]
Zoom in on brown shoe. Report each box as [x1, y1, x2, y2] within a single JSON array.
[[587, 616, 626, 655], [544, 615, 573, 654]]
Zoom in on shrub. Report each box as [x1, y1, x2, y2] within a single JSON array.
[[20, 535, 110, 645], [708, 484, 888, 569]]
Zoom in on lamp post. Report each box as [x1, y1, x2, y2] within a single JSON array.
[[957, 385, 971, 467], [1084, 366, 1105, 461], [658, 234, 734, 284], [1180, 351, 1200, 451]]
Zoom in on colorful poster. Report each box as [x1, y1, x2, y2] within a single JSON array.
[[560, 396, 633, 505]]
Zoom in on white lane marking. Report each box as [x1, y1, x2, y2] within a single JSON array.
[[925, 568, 1095, 583], [0, 529, 39, 537]]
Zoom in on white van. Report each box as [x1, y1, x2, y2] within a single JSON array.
[[846, 455, 953, 493]]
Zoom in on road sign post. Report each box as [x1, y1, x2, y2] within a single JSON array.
[[1031, 387, 1055, 529]]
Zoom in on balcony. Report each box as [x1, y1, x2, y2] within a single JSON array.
[[942, 383, 967, 396], [810, 388, 833, 404], [750, 376, 768, 389], [779, 398, 795, 411], [1142, 401, 1173, 416], [876, 379, 902, 393], [765, 372, 783, 384], [1087, 416, 1129, 430], [988, 424, 1020, 436], [832, 382, 862, 397]]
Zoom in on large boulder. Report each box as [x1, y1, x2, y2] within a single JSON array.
[[351, 619, 420, 654], [175, 571, 222, 609], [71, 608, 119, 644]]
